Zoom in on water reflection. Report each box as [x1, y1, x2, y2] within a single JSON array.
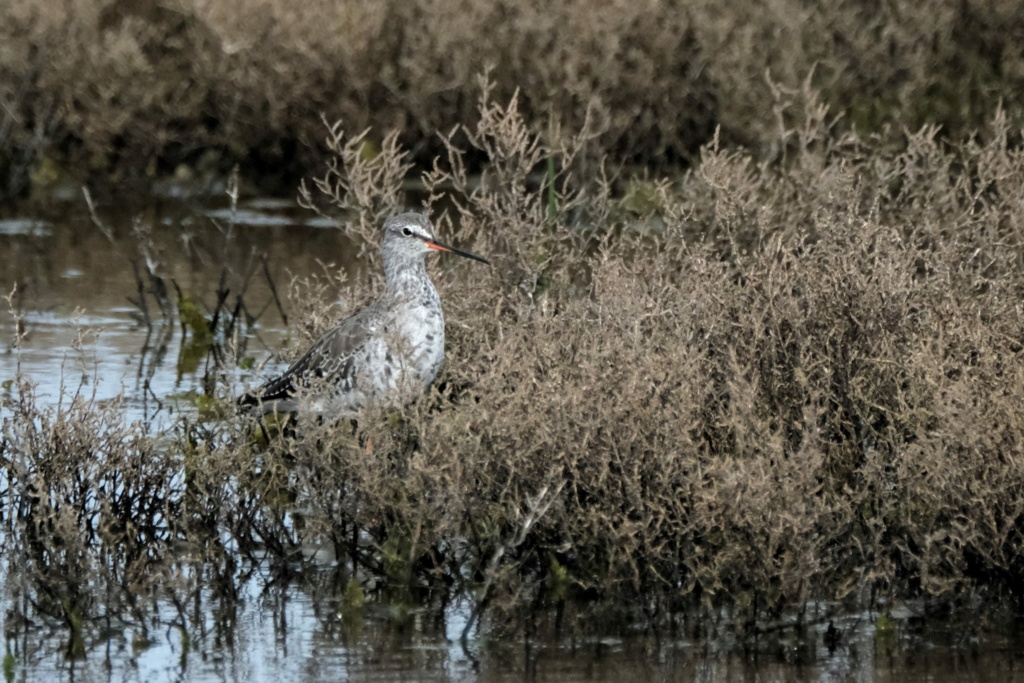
[[7, 556, 1022, 683]]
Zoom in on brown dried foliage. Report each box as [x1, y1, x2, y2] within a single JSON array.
[[213, 88, 1024, 626], [3, 79, 1024, 648], [4, 0, 1024, 198], [0, 379, 188, 652]]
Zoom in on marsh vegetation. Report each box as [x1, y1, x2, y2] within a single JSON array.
[[2, 0, 1024, 680]]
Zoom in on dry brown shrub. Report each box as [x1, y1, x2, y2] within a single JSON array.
[[4, 58, 1024, 645], [0, 376, 187, 651], [692, 0, 1024, 149], [214, 87, 1024, 626], [0, 0, 716, 195], [1, 0, 221, 184]]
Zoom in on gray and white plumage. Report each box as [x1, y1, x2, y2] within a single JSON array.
[[240, 212, 488, 418]]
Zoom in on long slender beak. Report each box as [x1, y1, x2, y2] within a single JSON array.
[[424, 236, 490, 265]]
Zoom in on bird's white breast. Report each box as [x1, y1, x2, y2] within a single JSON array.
[[397, 301, 446, 389]]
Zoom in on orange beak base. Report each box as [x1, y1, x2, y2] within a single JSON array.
[[424, 237, 490, 265]]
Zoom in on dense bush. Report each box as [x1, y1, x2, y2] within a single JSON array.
[[254, 88, 1024, 623], [8, 85, 1022, 644], [2, 0, 1024, 651]]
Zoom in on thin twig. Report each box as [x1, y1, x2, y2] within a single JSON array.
[[82, 186, 115, 243], [262, 255, 288, 325], [460, 478, 565, 642]]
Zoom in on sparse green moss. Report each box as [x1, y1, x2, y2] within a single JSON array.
[[64, 605, 86, 660], [131, 632, 153, 653], [3, 651, 15, 683], [875, 613, 898, 652], [177, 294, 213, 345], [380, 533, 413, 584], [546, 555, 568, 601], [619, 178, 663, 217], [178, 626, 191, 666], [345, 579, 365, 610]]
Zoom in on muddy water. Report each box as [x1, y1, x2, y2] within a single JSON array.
[[2, 193, 1024, 682]]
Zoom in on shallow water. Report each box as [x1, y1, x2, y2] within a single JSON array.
[[0, 193, 351, 427], [9, 570, 1024, 683], [2, 191, 1024, 682]]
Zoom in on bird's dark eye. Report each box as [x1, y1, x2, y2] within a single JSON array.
[[402, 227, 412, 236]]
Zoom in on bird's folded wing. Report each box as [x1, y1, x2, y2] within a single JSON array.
[[243, 304, 380, 406]]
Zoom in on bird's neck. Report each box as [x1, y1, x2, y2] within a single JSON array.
[[385, 257, 435, 300]]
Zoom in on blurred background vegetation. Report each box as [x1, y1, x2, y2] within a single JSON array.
[[2, 0, 1023, 201]]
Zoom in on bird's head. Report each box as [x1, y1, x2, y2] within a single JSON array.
[[382, 212, 489, 265]]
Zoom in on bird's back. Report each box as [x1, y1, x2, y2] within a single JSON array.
[[240, 302, 382, 416]]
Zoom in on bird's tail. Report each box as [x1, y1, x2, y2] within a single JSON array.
[[237, 391, 262, 413]]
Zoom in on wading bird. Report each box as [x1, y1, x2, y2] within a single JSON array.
[[240, 212, 488, 419]]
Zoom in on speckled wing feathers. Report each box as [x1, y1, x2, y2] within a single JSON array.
[[243, 303, 381, 409]]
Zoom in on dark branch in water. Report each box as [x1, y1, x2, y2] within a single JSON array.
[[128, 259, 152, 328], [262, 254, 287, 326]]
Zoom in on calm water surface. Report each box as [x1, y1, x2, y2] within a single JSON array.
[[2, 192, 1024, 682], [0, 192, 348, 426]]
